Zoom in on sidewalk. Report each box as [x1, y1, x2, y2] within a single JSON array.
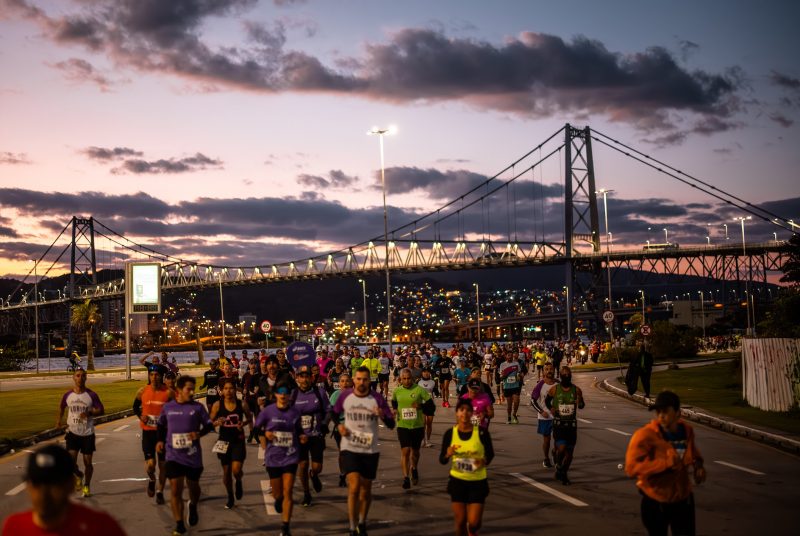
[[600, 377, 800, 456]]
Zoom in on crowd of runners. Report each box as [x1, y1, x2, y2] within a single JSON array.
[[13, 340, 707, 536]]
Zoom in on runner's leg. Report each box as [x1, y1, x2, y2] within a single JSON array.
[[466, 503, 485, 535], [452, 502, 467, 536]]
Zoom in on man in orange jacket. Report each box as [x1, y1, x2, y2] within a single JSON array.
[[625, 390, 707, 535]]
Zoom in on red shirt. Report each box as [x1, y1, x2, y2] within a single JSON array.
[[2, 503, 126, 536]]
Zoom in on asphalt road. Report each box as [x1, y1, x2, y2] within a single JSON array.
[[1, 368, 798, 535]]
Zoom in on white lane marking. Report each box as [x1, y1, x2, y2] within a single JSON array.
[[100, 478, 149, 483], [509, 473, 588, 507], [713, 460, 765, 476], [578, 418, 592, 424], [113, 424, 130, 432], [605, 427, 632, 437], [260, 480, 278, 516], [96, 438, 106, 444], [5, 483, 26, 496]]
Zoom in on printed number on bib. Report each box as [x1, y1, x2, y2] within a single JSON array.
[[212, 440, 230, 454], [171, 433, 192, 449], [401, 408, 417, 420], [558, 404, 575, 416], [207, 388, 217, 396], [470, 415, 481, 426], [272, 431, 293, 448], [350, 430, 373, 447], [301, 415, 314, 430], [453, 458, 478, 473], [506, 374, 516, 384], [145, 415, 159, 427]]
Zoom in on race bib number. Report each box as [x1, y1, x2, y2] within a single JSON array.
[[453, 458, 478, 473], [558, 404, 575, 416], [301, 415, 314, 430], [505, 373, 517, 384], [470, 415, 481, 426], [212, 440, 229, 454], [484, 364, 491, 371], [440, 367, 449, 374], [272, 431, 293, 448], [145, 415, 159, 427], [207, 388, 217, 396], [349, 430, 373, 448], [401, 408, 417, 420], [171, 433, 192, 449]]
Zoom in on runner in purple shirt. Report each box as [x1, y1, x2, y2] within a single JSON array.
[[255, 381, 307, 536], [292, 364, 332, 506], [156, 376, 214, 536]]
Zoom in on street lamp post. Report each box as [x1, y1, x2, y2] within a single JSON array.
[[358, 278, 368, 341], [473, 283, 481, 344], [639, 289, 646, 323], [706, 236, 710, 246], [33, 258, 39, 373], [216, 272, 227, 352], [735, 216, 753, 335], [368, 125, 396, 355], [698, 291, 706, 339], [723, 223, 729, 241], [596, 188, 614, 315], [663, 228, 669, 244]]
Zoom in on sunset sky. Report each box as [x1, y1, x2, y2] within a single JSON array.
[[1, 0, 798, 280]]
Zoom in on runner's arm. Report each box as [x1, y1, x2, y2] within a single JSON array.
[[479, 429, 495, 465], [439, 427, 454, 464], [138, 351, 154, 366], [531, 380, 546, 413], [577, 387, 586, 409], [88, 390, 105, 416], [420, 397, 436, 417], [377, 393, 396, 430]]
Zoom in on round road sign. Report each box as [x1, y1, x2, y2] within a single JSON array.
[[260, 320, 272, 333], [314, 326, 325, 337], [640, 324, 652, 337], [602, 310, 615, 323]]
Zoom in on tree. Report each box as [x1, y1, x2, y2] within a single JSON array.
[[779, 233, 800, 286], [71, 299, 101, 371]]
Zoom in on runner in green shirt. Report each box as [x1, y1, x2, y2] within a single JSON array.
[[391, 368, 435, 489]]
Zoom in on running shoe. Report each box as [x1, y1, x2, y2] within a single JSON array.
[[561, 474, 572, 486], [311, 471, 323, 493], [147, 478, 156, 497], [225, 494, 234, 509], [274, 496, 283, 513], [511, 416, 519, 424], [156, 491, 165, 505], [349, 531, 359, 536], [442, 401, 450, 408], [235, 478, 243, 500], [302, 492, 312, 506], [402, 477, 411, 490], [81, 485, 91, 498], [172, 522, 187, 536], [188, 502, 199, 526], [543, 458, 553, 468], [74, 475, 83, 492], [506, 418, 511, 424], [279, 525, 292, 536], [358, 523, 368, 536], [411, 468, 419, 485]]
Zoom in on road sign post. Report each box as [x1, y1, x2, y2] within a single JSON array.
[[640, 324, 652, 337], [602, 310, 615, 324], [260, 320, 271, 350]]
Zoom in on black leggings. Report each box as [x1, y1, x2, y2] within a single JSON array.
[[641, 493, 695, 536]]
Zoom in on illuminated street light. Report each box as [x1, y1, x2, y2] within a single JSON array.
[[734, 216, 753, 335], [473, 283, 481, 344], [358, 278, 368, 340]]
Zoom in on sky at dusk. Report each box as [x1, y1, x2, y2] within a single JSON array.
[[0, 0, 798, 279]]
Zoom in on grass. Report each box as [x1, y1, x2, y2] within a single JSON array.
[[0, 379, 146, 441], [646, 363, 800, 435], [0, 363, 209, 380]]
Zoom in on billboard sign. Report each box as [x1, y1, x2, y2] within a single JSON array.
[[126, 262, 161, 314]]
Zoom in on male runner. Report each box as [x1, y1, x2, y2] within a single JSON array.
[[156, 376, 215, 535], [392, 368, 435, 489], [332, 367, 396, 536], [56, 369, 105, 498], [545, 366, 585, 485], [199, 359, 222, 410], [133, 367, 173, 504], [436, 352, 455, 407], [377, 350, 392, 399], [293, 365, 331, 506], [329, 372, 353, 488], [497, 351, 524, 424], [530, 362, 557, 468]]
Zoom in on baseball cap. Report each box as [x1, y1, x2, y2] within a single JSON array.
[[649, 390, 680, 412], [296, 365, 311, 375], [25, 445, 75, 485], [467, 378, 482, 389]]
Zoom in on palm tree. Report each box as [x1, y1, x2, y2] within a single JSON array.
[[71, 299, 101, 371]]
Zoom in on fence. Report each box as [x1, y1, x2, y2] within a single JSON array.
[[742, 338, 800, 412]]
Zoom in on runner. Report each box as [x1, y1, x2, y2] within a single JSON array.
[[460, 378, 494, 430], [362, 349, 382, 391], [377, 350, 392, 399], [56, 369, 105, 498], [392, 368, 435, 489], [534, 346, 548, 380], [498, 351, 525, 424], [437, 352, 455, 408], [209, 378, 253, 509], [164, 371, 178, 397], [255, 380, 307, 536], [439, 398, 494, 536], [530, 362, 557, 468], [482, 350, 494, 389], [417, 368, 437, 447], [293, 365, 332, 507], [241, 360, 262, 442], [199, 359, 223, 411], [545, 366, 585, 485], [454, 358, 471, 395], [625, 390, 707, 536], [156, 375, 215, 535], [132, 366, 173, 504], [332, 367, 396, 536], [329, 372, 353, 488]]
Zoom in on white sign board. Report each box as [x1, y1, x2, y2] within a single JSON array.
[[314, 327, 325, 337], [126, 262, 161, 314], [261, 320, 272, 333], [602, 310, 614, 323]]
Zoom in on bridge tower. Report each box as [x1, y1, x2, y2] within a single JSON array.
[[67, 217, 97, 355], [563, 125, 602, 338]]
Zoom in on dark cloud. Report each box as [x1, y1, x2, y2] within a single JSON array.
[[0, 188, 171, 219], [769, 70, 800, 90], [49, 58, 118, 91], [769, 113, 794, 128], [112, 153, 222, 174], [82, 146, 143, 160], [297, 169, 358, 189], [0, 225, 19, 238], [6, 2, 742, 132], [0, 151, 32, 165], [677, 39, 699, 62]]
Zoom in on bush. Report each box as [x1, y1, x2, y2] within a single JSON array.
[[599, 346, 638, 364], [0, 343, 33, 371], [649, 321, 698, 360]]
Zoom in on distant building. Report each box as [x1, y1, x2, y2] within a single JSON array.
[[669, 300, 722, 329], [239, 312, 257, 332]]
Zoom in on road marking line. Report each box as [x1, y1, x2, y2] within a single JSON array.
[[96, 438, 106, 444], [260, 480, 278, 516], [5, 483, 26, 496], [113, 424, 130, 432], [605, 427, 632, 437], [714, 460, 765, 476], [101, 478, 149, 483], [509, 473, 588, 507], [578, 418, 592, 424]]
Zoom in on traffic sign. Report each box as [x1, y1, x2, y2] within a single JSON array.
[[640, 324, 652, 337], [602, 310, 615, 323], [314, 326, 325, 337], [260, 320, 271, 333]]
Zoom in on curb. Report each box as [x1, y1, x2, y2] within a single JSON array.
[[600, 378, 800, 456]]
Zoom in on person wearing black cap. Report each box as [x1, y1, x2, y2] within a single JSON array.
[[200, 359, 223, 410], [1, 445, 126, 535], [625, 390, 707, 536]]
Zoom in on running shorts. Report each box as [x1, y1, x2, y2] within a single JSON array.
[[65, 432, 96, 455], [537, 420, 553, 436], [503, 387, 521, 397], [298, 435, 326, 463], [266, 463, 298, 480], [141, 430, 165, 461], [378, 373, 390, 383], [217, 440, 247, 464], [165, 461, 203, 481], [447, 476, 489, 504], [397, 427, 425, 450], [553, 425, 577, 449], [341, 451, 380, 480], [439, 373, 452, 381]]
